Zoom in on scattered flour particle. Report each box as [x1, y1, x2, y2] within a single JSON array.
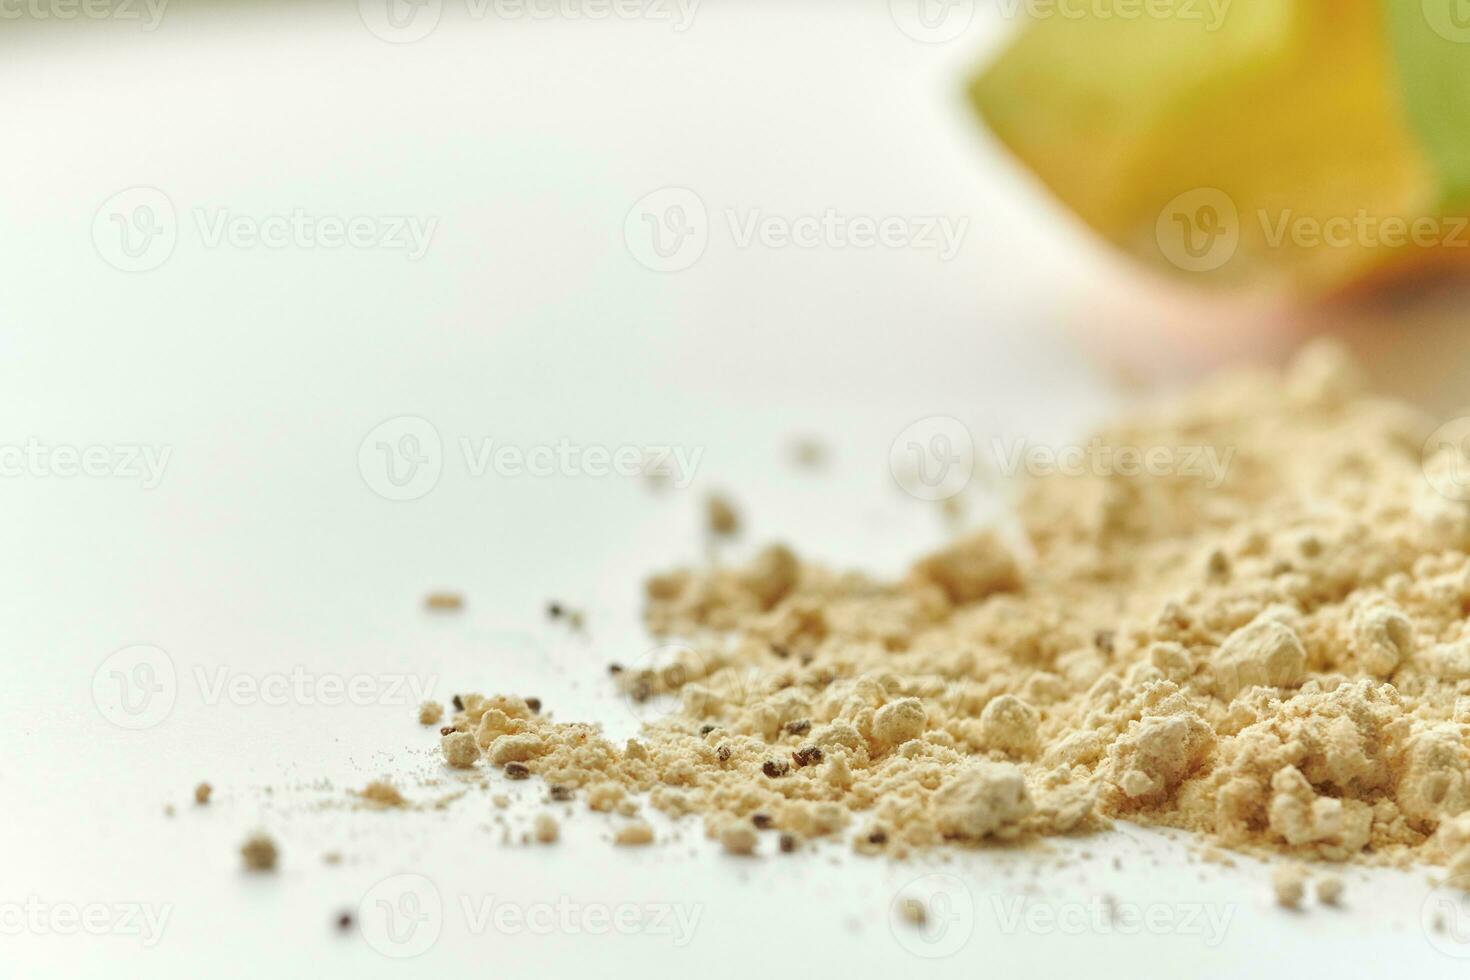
[[707, 493, 741, 537], [1272, 863, 1309, 909], [534, 813, 560, 844], [720, 823, 759, 855], [194, 782, 212, 805], [241, 833, 279, 872], [358, 780, 407, 808], [614, 822, 655, 846], [896, 897, 927, 926]]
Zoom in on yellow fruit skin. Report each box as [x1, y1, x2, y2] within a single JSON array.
[[970, 0, 1450, 295]]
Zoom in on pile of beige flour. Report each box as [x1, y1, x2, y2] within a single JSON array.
[[435, 342, 1470, 879]]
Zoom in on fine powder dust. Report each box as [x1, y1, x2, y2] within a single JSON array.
[[435, 342, 1470, 879]]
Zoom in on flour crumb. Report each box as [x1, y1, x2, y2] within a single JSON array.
[[534, 813, 560, 844], [358, 780, 407, 808], [719, 822, 759, 856], [194, 782, 212, 806], [441, 731, 480, 768], [789, 436, 829, 470], [1272, 863, 1309, 909], [896, 897, 927, 926], [934, 763, 1033, 840], [241, 833, 279, 872], [419, 701, 444, 726], [425, 591, 464, 612], [706, 493, 741, 537], [614, 822, 655, 846]]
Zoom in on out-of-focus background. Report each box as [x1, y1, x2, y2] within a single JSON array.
[[5, 2, 1470, 977]]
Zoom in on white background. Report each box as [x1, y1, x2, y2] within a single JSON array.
[[2, 1, 1468, 976]]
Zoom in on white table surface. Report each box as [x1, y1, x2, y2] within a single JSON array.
[[2, 2, 1466, 976]]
